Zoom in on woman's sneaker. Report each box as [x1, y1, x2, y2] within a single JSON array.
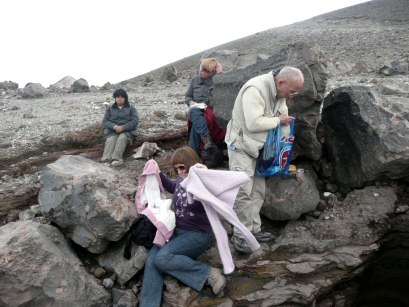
[[207, 267, 226, 296]]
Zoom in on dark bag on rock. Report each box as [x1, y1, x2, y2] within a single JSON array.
[[123, 214, 156, 259]]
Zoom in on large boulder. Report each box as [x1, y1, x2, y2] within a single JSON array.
[[22, 82, 46, 98], [38, 155, 137, 253], [322, 86, 409, 188], [0, 221, 111, 306], [51, 75, 76, 89], [261, 167, 320, 221], [0, 80, 18, 90], [211, 42, 328, 161], [71, 78, 90, 92]]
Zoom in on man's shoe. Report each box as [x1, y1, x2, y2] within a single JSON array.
[[231, 235, 251, 254], [110, 159, 124, 167], [253, 231, 275, 243], [207, 267, 226, 297], [201, 134, 215, 150]]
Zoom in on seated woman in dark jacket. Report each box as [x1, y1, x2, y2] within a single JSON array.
[[101, 89, 139, 166]]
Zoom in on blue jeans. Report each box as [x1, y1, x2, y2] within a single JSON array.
[[189, 108, 209, 155], [140, 228, 212, 307]]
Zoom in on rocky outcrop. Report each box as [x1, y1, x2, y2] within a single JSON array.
[[212, 42, 328, 161], [322, 86, 409, 188], [38, 155, 137, 253], [0, 221, 111, 306]]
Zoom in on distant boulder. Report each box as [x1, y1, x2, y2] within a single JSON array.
[[161, 66, 178, 82], [71, 78, 90, 92], [51, 75, 76, 89], [22, 82, 46, 98], [101, 82, 113, 90], [0, 80, 18, 90]]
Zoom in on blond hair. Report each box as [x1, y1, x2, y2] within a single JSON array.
[[200, 58, 218, 73]]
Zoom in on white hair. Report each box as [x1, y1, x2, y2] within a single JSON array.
[[277, 66, 304, 83]]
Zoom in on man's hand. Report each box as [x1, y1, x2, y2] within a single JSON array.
[[115, 125, 124, 133], [279, 114, 294, 125]]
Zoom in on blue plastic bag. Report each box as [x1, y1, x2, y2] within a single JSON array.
[[256, 119, 295, 177]]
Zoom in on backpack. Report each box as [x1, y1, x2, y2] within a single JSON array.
[[123, 214, 156, 259]]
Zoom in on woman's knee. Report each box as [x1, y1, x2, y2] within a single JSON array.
[[154, 250, 173, 271]]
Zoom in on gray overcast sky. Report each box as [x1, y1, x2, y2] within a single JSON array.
[[0, 0, 369, 88]]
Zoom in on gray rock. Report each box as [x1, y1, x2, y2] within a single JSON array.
[[273, 186, 396, 253], [22, 83, 46, 98], [322, 86, 409, 188], [102, 278, 114, 289], [112, 288, 138, 307], [0, 221, 110, 306], [161, 66, 178, 83], [38, 155, 137, 253], [19, 209, 35, 221], [97, 238, 148, 285], [71, 78, 90, 93], [261, 171, 320, 221], [0, 80, 18, 90]]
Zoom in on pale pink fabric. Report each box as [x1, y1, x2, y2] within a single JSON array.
[[180, 167, 260, 274], [136, 160, 175, 246]]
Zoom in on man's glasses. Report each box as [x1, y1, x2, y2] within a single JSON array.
[[174, 165, 186, 172]]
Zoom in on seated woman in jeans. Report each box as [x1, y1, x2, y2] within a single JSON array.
[[186, 58, 226, 165], [140, 147, 226, 307]]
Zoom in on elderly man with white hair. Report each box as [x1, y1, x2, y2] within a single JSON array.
[[225, 66, 304, 253]]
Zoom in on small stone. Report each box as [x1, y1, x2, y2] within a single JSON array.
[[102, 278, 114, 289], [94, 267, 106, 278], [19, 210, 35, 221], [373, 193, 379, 197], [396, 205, 409, 214]]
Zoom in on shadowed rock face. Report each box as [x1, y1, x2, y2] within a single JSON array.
[[322, 86, 409, 188], [211, 42, 328, 161]]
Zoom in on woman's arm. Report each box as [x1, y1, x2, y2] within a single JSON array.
[[159, 172, 176, 194]]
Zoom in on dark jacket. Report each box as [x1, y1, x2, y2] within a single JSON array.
[[185, 76, 214, 106], [103, 101, 139, 138]]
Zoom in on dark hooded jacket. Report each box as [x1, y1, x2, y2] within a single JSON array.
[[103, 101, 139, 138]]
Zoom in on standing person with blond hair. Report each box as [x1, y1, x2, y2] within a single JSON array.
[[186, 58, 226, 167], [225, 66, 304, 253]]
